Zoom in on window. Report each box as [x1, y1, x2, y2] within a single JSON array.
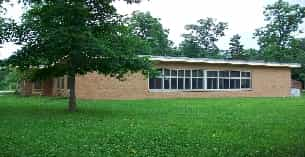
[[149, 68, 205, 90], [241, 72, 251, 89], [230, 71, 240, 89], [207, 71, 218, 89], [164, 69, 170, 89], [149, 69, 163, 89], [171, 70, 177, 89], [33, 80, 42, 90], [192, 70, 204, 89], [57, 77, 65, 89], [185, 70, 191, 90], [178, 70, 184, 89], [148, 69, 252, 91], [219, 71, 229, 89]]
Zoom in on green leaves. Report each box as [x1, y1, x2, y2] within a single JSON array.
[[126, 11, 173, 56], [180, 18, 228, 58], [8, 0, 152, 79], [254, 0, 305, 49], [229, 34, 244, 59]]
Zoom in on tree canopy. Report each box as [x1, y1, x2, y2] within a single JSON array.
[[6, 0, 153, 111], [254, 0, 305, 61], [126, 11, 173, 56], [180, 18, 228, 58], [229, 34, 244, 59]]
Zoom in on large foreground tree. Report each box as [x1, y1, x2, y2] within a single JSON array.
[[6, 0, 153, 112]]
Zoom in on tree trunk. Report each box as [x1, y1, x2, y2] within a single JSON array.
[[68, 74, 77, 112]]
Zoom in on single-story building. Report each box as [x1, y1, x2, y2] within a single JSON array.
[[20, 56, 301, 99]]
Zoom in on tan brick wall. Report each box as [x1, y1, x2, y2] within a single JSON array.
[[75, 62, 291, 100]]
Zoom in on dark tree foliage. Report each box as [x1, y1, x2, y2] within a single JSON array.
[[126, 11, 174, 56], [6, 0, 153, 112], [0, 0, 15, 47], [229, 34, 244, 59], [178, 38, 202, 58], [254, 0, 305, 50], [180, 18, 228, 58]]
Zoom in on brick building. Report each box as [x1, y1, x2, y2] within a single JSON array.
[[20, 56, 301, 99]]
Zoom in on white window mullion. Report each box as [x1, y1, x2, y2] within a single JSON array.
[[204, 70, 207, 90], [190, 70, 193, 90], [183, 70, 185, 90], [240, 71, 242, 89], [217, 71, 219, 90], [176, 69, 178, 91]]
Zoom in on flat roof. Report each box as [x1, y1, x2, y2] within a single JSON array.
[[145, 56, 301, 68]]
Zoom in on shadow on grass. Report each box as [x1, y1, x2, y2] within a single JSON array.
[[0, 99, 130, 120]]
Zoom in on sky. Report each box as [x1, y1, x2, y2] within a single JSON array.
[[0, 0, 304, 59]]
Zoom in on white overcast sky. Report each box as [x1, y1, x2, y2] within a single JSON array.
[[0, 0, 305, 59]]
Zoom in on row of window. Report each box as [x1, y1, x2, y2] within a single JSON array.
[[149, 69, 252, 91], [33, 77, 67, 90]]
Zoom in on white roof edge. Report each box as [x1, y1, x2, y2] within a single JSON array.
[[140, 55, 301, 68]]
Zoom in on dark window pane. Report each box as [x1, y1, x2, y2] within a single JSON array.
[[61, 78, 65, 89], [198, 70, 204, 77], [178, 70, 184, 77], [219, 71, 229, 77], [185, 78, 191, 89], [230, 79, 240, 89], [192, 78, 197, 89], [171, 70, 177, 76], [164, 69, 170, 76], [185, 70, 191, 77], [171, 78, 177, 89], [192, 78, 203, 89], [219, 79, 230, 89], [67, 78, 71, 89], [149, 78, 162, 89], [230, 71, 240, 77], [178, 78, 184, 89], [164, 78, 170, 89], [198, 78, 203, 89], [207, 78, 218, 89], [241, 79, 251, 88], [34, 80, 42, 89], [57, 79, 60, 88], [207, 71, 218, 77], [192, 70, 198, 77], [242, 72, 251, 77]]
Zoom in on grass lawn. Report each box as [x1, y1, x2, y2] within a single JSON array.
[[0, 95, 305, 157]]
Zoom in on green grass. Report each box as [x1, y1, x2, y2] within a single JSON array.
[[0, 96, 305, 157]]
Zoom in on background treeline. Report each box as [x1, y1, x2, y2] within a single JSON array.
[[0, 0, 305, 90], [125, 0, 305, 83]]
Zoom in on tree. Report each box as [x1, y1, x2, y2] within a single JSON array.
[[126, 11, 173, 56], [229, 34, 244, 59], [289, 38, 305, 83], [0, 68, 19, 90], [5, 0, 153, 112], [254, 0, 305, 62], [0, 1, 15, 48], [254, 0, 305, 83], [180, 18, 228, 57], [178, 37, 203, 58]]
